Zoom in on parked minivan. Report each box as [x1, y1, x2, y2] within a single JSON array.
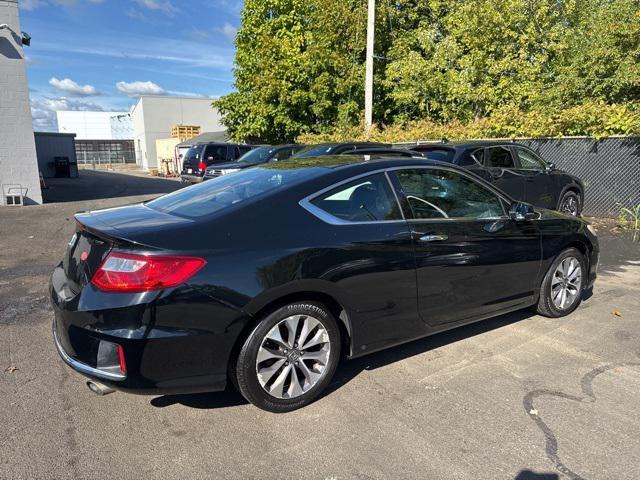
[[181, 143, 255, 183]]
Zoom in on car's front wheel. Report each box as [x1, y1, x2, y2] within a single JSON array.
[[235, 301, 341, 412], [535, 247, 586, 318], [558, 191, 582, 216]]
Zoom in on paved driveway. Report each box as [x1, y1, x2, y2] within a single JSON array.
[[1, 170, 639, 479]]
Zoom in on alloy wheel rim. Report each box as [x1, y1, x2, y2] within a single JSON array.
[[256, 314, 330, 399], [561, 196, 579, 216], [551, 257, 582, 309]]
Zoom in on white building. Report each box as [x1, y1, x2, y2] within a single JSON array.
[[0, 0, 42, 205], [57, 111, 133, 140], [131, 95, 225, 170]]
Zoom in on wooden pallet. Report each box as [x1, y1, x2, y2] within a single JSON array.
[[171, 125, 200, 140]]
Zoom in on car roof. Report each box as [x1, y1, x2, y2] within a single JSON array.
[[193, 142, 252, 147], [415, 140, 519, 150], [264, 154, 449, 172]]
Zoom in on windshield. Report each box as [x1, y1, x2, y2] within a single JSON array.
[[292, 144, 337, 158], [183, 146, 204, 161], [421, 148, 455, 163], [236, 146, 275, 164], [147, 166, 318, 218]]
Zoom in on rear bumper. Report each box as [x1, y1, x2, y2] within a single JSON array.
[[180, 173, 204, 183], [50, 264, 247, 395]]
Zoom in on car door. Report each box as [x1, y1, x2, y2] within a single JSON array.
[[512, 146, 556, 209], [304, 172, 424, 348], [389, 166, 542, 328], [475, 146, 528, 202]]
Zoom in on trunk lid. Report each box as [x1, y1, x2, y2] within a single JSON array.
[[64, 204, 194, 290], [63, 225, 116, 292]]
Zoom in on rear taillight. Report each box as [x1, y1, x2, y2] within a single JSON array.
[[91, 252, 206, 293], [198, 161, 207, 172]]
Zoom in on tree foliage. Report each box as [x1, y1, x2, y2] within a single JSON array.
[[215, 0, 640, 142]]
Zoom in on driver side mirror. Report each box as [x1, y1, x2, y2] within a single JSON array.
[[509, 202, 537, 222]]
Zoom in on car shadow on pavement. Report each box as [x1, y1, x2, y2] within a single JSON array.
[[150, 386, 249, 409], [514, 471, 559, 480], [322, 308, 538, 399]]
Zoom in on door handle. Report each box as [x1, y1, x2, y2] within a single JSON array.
[[417, 234, 448, 242]]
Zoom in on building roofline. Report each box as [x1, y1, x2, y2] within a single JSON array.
[[34, 131, 76, 138], [137, 94, 214, 100]]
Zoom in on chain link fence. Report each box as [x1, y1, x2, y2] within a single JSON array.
[[396, 136, 640, 217], [517, 137, 640, 217]]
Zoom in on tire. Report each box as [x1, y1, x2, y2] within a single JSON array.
[[558, 191, 582, 216], [235, 301, 341, 412], [535, 247, 586, 318]]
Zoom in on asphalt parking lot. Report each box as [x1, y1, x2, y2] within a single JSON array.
[[1, 170, 639, 480]]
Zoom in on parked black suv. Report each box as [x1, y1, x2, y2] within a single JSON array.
[[412, 141, 585, 215], [203, 144, 304, 180], [181, 143, 255, 183]]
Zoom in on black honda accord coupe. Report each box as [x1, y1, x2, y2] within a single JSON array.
[[51, 156, 599, 412]]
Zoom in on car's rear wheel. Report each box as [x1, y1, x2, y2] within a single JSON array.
[[558, 191, 581, 216], [235, 301, 341, 412], [535, 247, 586, 318]]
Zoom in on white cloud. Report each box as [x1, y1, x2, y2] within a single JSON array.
[[116, 80, 167, 97], [219, 23, 237, 42], [49, 77, 99, 96], [134, 0, 177, 15], [30, 97, 104, 131]]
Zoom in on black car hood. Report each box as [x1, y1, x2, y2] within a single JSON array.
[[207, 161, 256, 171]]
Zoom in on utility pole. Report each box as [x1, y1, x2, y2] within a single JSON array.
[[364, 0, 375, 135]]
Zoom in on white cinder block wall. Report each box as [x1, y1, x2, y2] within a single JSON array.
[[0, 0, 42, 205]]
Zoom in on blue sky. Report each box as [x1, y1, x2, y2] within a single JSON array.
[[20, 0, 242, 131]]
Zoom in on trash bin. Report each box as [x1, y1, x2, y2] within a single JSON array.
[[54, 157, 71, 178]]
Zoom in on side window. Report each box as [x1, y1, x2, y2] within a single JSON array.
[[204, 145, 227, 163], [516, 147, 546, 170], [337, 144, 358, 153], [239, 146, 252, 156], [485, 147, 515, 168], [469, 148, 484, 165], [273, 148, 294, 161], [311, 173, 401, 222], [393, 168, 505, 219]]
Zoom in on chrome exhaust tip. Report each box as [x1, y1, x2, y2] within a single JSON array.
[[86, 380, 115, 396]]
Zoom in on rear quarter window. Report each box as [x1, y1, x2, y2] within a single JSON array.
[[310, 173, 401, 223]]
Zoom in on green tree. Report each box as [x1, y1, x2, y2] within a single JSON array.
[[216, 0, 640, 141]]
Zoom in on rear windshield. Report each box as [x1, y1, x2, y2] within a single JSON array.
[[236, 146, 275, 164], [184, 146, 204, 161], [419, 148, 455, 163], [147, 167, 317, 218]]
